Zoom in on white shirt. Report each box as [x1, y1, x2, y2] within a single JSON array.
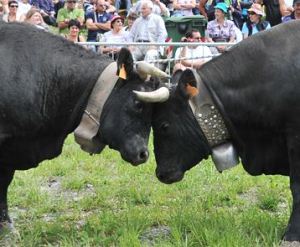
[[102, 29, 129, 48], [175, 45, 212, 62], [128, 13, 167, 43]]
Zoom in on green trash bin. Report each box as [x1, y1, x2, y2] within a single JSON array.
[[164, 15, 207, 42]]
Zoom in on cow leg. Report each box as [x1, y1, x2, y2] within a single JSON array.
[[285, 133, 300, 241], [0, 168, 15, 232]]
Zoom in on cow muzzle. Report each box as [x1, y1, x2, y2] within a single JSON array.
[[155, 167, 184, 184]]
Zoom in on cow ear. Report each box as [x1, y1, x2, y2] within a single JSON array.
[[117, 48, 134, 80], [177, 69, 199, 99]]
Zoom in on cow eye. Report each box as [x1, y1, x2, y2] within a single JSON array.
[[160, 122, 169, 132], [134, 99, 143, 111]]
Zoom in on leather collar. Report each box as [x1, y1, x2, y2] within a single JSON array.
[[188, 69, 239, 172], [74, 62, 119, 154]]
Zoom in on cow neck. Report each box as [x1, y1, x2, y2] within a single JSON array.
[[74, 62, 119, 154], [188, 69, 239, 172]]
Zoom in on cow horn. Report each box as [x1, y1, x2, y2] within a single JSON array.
[[136, 61, 171, 79], [133, 87, 170, 102]]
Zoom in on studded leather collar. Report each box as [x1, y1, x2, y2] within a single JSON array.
[[188, 70, 230, 147]]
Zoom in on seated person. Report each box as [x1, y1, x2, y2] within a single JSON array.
[[25, 8, 49, 30], [56, 0, 85, 35], [206, 2, 236, 53], [64, 19, 87, 48], [242, 3, 271, 38], [282, 0, 300, 22], [99, 15, 128, 60], [173, 29, 212, 73]]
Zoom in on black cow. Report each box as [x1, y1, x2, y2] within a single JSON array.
[[135, 20, 300, 241], [0, 22, 167, 232]]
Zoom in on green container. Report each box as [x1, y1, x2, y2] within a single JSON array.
[[164, 15, 207, 42]]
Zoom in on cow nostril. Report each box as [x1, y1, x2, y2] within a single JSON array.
[[139, 150, 149, 162]]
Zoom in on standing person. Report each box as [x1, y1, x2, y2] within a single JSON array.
[[100, 15, 128, 60], [25, 8, 49, 30], [2, 0, 24, 22], [173, 29, 212, 72], [256, 0, 281, 26], [242, 3, 271, 38], [86, 0, 112, 51], [18, 0, 32, 16], [206, 2, 236, 53], [114, 0, 131, 14], [31, 0, 56, 26], [173, 0, 195, 16], [133, 0, 170, 17], [56, 0, 84, 34], [128, 0, 167, 64], [282, 0, 300, 21]]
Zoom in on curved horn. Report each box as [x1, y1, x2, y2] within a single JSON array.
[[133, 87, 170, 103], [136, 61, 171, 79]]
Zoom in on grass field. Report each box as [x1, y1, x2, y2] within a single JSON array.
[[2, 135, 292, 246]]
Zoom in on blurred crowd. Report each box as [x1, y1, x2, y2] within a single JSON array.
[[0, 0, 299, 69]]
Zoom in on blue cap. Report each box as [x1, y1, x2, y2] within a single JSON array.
[[214, 2, 228, 13]]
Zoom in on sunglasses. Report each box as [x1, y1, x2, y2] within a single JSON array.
[[9, 4, 18, 7], [248, 12, 256, 15], [67, 1, 76, 3]]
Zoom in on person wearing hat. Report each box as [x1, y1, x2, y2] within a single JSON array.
[[206, 2, 236, 53], [241, 3, 271, 38], [282, 0, 300, 21], [56, 0, 84, 34], [99, 15, 128, 60]]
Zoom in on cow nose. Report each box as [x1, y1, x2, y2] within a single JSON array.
[[139, 149, 149, 163]]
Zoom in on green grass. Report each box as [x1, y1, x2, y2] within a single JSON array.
[[2, 135, 291, 246]]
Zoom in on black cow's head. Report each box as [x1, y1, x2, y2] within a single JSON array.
[[136, 69, 211, 183], [98, 48, 170, 166]]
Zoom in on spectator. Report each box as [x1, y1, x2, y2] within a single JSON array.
[[124, 12, 138, 31], [128, 0, 167, 64], [255, 0, 281, 26], [282, 0, 300, 21], [25, 8, 49, 30], [242, 3, 271, 38], [86, 0, 112, 51], [64, 19, 87, 48], [206, 2, 236, 53], [18, 0, 32, 16], [115, 0, 131, 14], [173, 0, 195, 16], [2, 0, 25, 22], [31, 0, 56, 26], [207, 3, 236, 53], [279, 0, 294, 16], [100, 15, 128, 60], [105, 0, 116, 14], [57, 0, 84, 34], [132, 0, 170, 17], [173, 29, 212, 72], [199, 0, 224, 20]]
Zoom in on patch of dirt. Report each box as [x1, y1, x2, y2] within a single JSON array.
[[140, 225, 171, 246], [280, 241, 300, 247], [238, 188, 258, 204]]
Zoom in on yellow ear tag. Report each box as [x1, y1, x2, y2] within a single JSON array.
[[118, 64, 127, 80], [186, 83, 199, 98]]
